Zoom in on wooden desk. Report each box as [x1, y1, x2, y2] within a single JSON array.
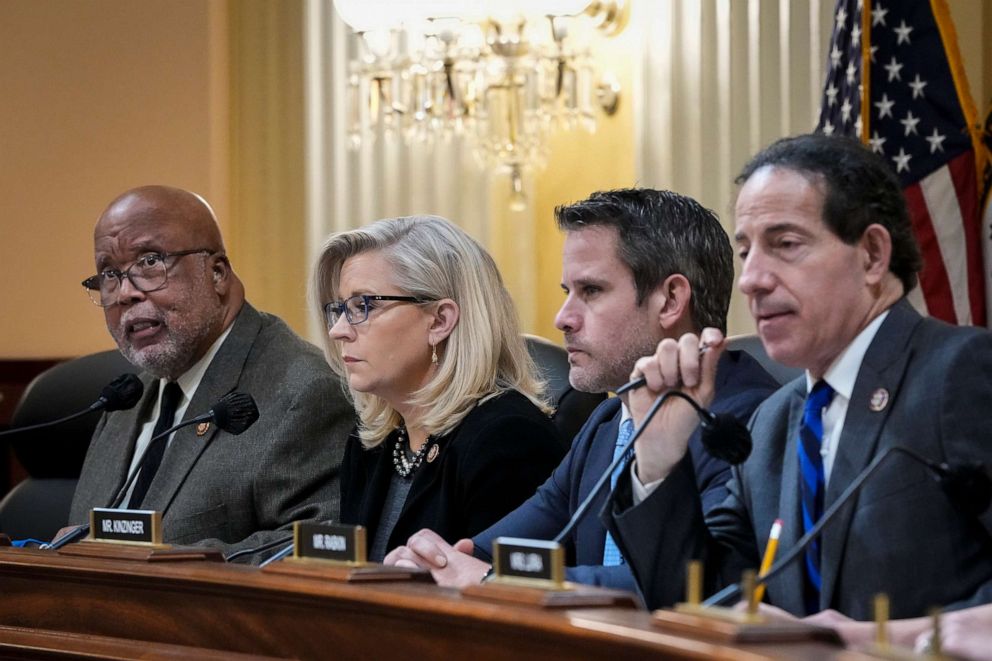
[[0, 547, 842, 660]]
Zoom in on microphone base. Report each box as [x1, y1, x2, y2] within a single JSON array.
[[462, 580, 639, 609], [57, 540, 224, 563], [652, 605, 842, 644], [262, 558, 434, 583]]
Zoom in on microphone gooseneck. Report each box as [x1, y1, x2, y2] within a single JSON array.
[[258, 541, 296, 566], [106, 391, 261, 510], [701, 445, 992, 607], [48, 391, 261, 551], [0, 373, 144, 439], [614, 376, 646, 396], [227, 535, 295, 564], [613, 344, 715, 398], [618, 376, 754, 466], [553, 390, 747, 545]]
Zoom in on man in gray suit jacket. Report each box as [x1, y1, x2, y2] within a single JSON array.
[[609, 134, 992, 619], [67, 185, 352, 560]]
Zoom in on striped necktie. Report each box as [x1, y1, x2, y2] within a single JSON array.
[[798, 380, 834, 614], [602, 418, 635, 566]]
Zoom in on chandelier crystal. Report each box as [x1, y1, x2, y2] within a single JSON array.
[[334, 0, 628, 209]]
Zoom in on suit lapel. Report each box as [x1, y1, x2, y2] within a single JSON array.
[[98, 376, 158, 508], [772, 383, 807, 615], [577, 412, 622, 563], [398, 432, 451, 524], [818, 300, 920, 608], [142, 304, 262, 517], [359, 442, 393, 538]]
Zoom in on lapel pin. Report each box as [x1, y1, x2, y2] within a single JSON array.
[[869, 388, 889, 412], [196, 422, 211, 436], [427, 444, 440, 463]]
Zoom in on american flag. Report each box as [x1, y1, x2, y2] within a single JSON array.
[[816, 0, 990, 327]]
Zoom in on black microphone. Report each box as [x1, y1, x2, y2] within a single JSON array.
[[107, 391, 260, 509], [46, 391, 260, 550], [552, 389, 748, 545], [0, 373, 143, 439], [96, 374, 145, 412], [617, 376, 753, 465], [702, 445, 992, 607], [207, 391, 260, 435]]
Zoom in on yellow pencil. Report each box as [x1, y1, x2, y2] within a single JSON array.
[[751, 518, 782, 607]]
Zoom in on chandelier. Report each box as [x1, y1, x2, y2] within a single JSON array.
[[333, 0, 629, 209]]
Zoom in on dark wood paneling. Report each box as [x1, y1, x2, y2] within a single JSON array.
[[0, 547, 844, 660]]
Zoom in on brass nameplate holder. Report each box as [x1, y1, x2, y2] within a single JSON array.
[[294, 521, 367, 565], [652, 562, 842, 644], [90, 508, 163, 545], [55, 509, 223, 562], [461, 537, 638, 609], [262, 522, 432, 582], [837, 597, 937, 660], [491, 537, 566, 587]]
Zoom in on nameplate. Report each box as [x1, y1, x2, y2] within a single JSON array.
[[89, 508, 162, 545], [492, 537, 565, 587], [294, 522, 367, 565]]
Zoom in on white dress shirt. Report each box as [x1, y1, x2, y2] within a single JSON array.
[[121, 324, 234, 507], [812, 310, 887, 484]]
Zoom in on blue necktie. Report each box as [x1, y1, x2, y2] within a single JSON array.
[[603, 418, 635, 566], [798, 380, 834, 614]]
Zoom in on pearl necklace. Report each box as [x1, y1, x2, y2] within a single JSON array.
[[392, 426, 429, 479]]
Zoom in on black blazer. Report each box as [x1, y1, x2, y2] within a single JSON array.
[[340, 390, 567, 553]]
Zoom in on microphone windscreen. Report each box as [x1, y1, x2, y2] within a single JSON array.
[[700, 413, 752, 465], [212, 392, 260, 435], [939, 462, 992, 517], [99, 374, 144, 412]]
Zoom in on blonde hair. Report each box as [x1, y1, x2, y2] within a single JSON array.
[[312, 215, 550, 447]]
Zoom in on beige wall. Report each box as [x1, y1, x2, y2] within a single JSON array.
[[524, 28, 638, 342], [0, 0, 229, 359]]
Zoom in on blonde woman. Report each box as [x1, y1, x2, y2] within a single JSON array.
[[313, 215, 566, 561]]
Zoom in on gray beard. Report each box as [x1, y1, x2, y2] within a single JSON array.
[[116, 307, 222, 380]]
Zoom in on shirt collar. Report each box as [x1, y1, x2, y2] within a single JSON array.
[[620, 401, 632, 425], [805, 310, 889, 399]]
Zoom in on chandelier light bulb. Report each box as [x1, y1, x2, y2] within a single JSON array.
[[336, 0, 626, 210]]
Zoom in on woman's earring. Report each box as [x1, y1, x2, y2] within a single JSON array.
[[431, 341, 438, 365]]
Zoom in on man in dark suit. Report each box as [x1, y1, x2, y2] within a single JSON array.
[[383, 189, 779, 592], [66, 186, 352, 560], [610, 134, 992, 617]]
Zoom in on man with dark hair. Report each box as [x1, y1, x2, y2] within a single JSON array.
[[735, 131, 922, 292], [383, 188, 779, 592], [66, 186, 352, 560], [610, 134, 992, 617]]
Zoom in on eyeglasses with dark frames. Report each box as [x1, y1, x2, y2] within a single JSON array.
[[81, 248, 216, 307], [323, 294, 436, 327]]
